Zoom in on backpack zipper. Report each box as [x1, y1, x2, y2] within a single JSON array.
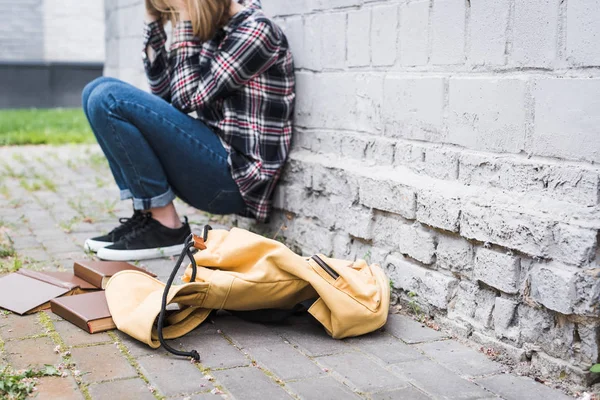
[[311, 255, 340, 280]]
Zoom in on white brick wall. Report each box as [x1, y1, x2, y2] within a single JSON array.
[[105, 0, 600, 384]]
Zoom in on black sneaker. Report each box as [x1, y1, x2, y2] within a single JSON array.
[[84, 210, 147, 252], [96, 213, 191, 261]]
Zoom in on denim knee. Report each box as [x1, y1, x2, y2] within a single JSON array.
[[82, 77, 122, 116]]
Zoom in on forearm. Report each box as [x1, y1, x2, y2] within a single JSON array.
[[142, 21, 172, 100]]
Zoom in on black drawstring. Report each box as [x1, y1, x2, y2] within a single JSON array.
[[157, 225, 212, 361]]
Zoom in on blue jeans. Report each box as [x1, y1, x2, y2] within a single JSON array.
[[82, 77, 246, 214]]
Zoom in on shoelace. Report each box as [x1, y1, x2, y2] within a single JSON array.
[[157, 225, 212, 362], [109, 211, 145, 237], [120, 213, 154, 244]]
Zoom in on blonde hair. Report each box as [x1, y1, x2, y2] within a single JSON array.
[[150, 0, 231, 42]]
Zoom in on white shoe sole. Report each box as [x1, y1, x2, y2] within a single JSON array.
[[97, 243, 185, 261], [84, 239, 114, 253]]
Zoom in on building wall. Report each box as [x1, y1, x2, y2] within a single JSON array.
[[104, 0, 600, 384], [0, 0, 105, 63]]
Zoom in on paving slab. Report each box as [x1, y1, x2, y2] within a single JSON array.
[[384, 314, 448, 344], [417, 339, 505, 377], [475, 374, 574, 400], [286, 376, 361, 400], [318, 351, 408, 393], [391, 359, 493, 399], [247, 343, 325, 381], [88, 378, 157, 400], [371, 385, 432, 400], [345, 330, 425, 364], [5, 336, 62, 370], [34, 376, 84, 400], [212, 366, 293, 400], [70, 343, 138, 383], [137, 352, 212, 397], [53, 320, 112, 347]]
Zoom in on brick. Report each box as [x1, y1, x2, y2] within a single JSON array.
[[458, 152, 600, 207], [391, 359, 491, 399], [517, 304, 576, 361], [512, 0, 559, 67], [430, 0, 465, 65], [460, 200, 553, 257], [213, 316, 284, 348], [212, 367, 292, 400], [5, 336, 62, 370], [475, 374, 573, 400], [371, 4, 399, 66], [531, 78, 600, 163], [347, 9, 371, 67], [318, 352, 408, 392], [422, 147, 459, 180], [354, 73, 384, 134], [399, 1, 429, 66], [436, 235, 473, 275], [473, 248, 521, 294], [281, 16, 305, 68], [137, 352, 209, 396], [386, 255, 457, 309], [53, 321, 112, 347], [416, 189, 461, 233], [87, 378, 155, 400], [294, 72, 357, 130], [248, 343, 324, 381], [447, 77, 527, 153], [468, 0, 509, 65], [551, 223, 597, 266], [371, 386, 431, 400], [287, 376, 361, 400], [384, 314, 447, 344], [372, 216, 436, 264], [493, 297, 519, 341], [0, 313, 45, 340], [359, 177, 416, 220], [383, 76, 445, 141], [35, 376, 83, 400], [416, 340, 504, 377], [114, 330, 159, 358], [70, 344, 137, 383], [529, 263, 579, 315], [284, 217, 336, 256], [567, 0, 600, 66], [308, 12, 346, 70], [448, 281, 497, 329], [117, 3, 144, 38], [345, 331, 425, 364]]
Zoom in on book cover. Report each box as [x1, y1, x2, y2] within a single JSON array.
[[50, 291, 116, 333], [0, 273, 71, 315], [73, 260, 156, 289]]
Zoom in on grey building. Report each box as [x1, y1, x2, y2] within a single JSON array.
[[0, 0, 105, 108]]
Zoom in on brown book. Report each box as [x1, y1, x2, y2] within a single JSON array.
[[50, 291, 116, 333], [0, 270, 97, 315], [73, 260, 156, 289]]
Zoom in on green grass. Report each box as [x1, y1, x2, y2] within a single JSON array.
[[0, 108, 94, 146]]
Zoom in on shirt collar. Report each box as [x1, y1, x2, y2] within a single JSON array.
[[222, 6, 255, 34]]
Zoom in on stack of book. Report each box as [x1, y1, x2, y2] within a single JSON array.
[[0, 261, 155, 333]]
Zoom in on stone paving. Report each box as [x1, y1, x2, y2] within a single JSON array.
[[0, 145, 579, 400]]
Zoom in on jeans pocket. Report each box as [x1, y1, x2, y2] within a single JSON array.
[[207, 190, 243, 214]]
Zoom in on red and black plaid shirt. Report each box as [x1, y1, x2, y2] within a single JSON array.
[[143, 0, 295, 222]]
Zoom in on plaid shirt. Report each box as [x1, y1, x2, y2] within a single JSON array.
[[143, 0, 295, 222]]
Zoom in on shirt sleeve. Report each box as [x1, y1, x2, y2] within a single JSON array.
[[168, 19, 281, 113], [143, 21, 172, 101], [243, 0, 262, 9]]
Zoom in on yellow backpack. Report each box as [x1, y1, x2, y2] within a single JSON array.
[[105, 226, 390, 361]]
